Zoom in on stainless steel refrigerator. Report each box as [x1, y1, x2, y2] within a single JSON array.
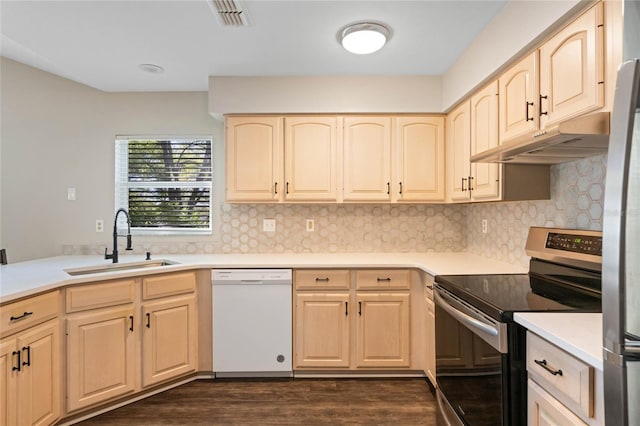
[[602, 9, 640, 423]]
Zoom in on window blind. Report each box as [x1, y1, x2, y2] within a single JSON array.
[[115, 138, 213, 233]]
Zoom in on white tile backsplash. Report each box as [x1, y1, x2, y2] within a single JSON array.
[[64, 155, 606, 268]]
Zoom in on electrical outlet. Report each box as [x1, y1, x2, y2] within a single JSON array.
[[481, 219, 488, 234], [263, 218, 276, 232], [95, 219, 104, 233], [306, 219, 314, 232], [67, 187, 76, 201]]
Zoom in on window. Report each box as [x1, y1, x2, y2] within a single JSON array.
[[115, 137, 212, 234]]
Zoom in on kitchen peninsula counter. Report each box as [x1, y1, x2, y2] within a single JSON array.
[[0, 252, 526, 303]]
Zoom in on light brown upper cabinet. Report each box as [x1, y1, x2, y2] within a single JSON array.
[[539, 2, 604, 128], [499, 52, 539, 143], [448, 82, 550, 203], [343, 116, 445, 203], [225, 116, 283, 202], [447, 100, 471, 202], [343, 116, 393, 202], [284, 116, 339, 202], [498, 2, 604, 145], [226, 115, 445, 204], [470, 81, 501, 201], [394, 117, 446, 202]]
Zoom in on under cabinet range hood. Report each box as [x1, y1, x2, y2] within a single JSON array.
[[471, 111, 610, 164]]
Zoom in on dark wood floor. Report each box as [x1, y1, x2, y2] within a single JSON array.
[[78, 378, 442, 425]]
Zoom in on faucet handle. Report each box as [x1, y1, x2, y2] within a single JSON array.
[[104, 247, 113, 260]]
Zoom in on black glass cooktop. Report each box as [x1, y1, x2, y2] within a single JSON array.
[[435, 272, 602, 322]]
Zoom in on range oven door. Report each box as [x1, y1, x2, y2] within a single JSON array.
[[434, 286, 508, 426]]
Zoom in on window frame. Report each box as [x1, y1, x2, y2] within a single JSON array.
[[115, 136, 213, 236]]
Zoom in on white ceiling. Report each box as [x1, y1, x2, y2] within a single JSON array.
[[0, 0, 507, 92]]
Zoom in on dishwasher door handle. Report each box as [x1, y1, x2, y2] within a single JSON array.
[[240, 280, 264, 285]]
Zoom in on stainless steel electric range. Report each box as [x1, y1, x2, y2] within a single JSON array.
[[434, 227, 602, 426]]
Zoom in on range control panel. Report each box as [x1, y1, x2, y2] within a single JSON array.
[[545, 232, 602, 256]]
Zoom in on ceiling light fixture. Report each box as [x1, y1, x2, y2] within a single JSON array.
[[337, 22, 391, 55], [138, 63, 164, 74]]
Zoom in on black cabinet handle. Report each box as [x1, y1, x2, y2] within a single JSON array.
[[12, 350, 21, 372], [345, 302, 348, 316], [461, 177, 467, 192], [468, 176, 474, 191], [274, 182, 278, 195], [526, 101, 534, 122], [10, 311, 33, 321], [286, 182, 289, 194], [377, 277, 391, 282], [315, 277, 330, 282], [399, 182, 403, 194], [358, 301, 362, 316], [539, 95, 548, 116], [146, 313, 151, 328], [129, 315, 134, 332], [534, 359, 563, 376], [22, 346, 31, 367], [387, 182, 390, 195]]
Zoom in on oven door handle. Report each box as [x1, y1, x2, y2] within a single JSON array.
[[434, 290, 498, 337]]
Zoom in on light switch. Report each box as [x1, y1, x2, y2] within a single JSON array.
[[67, 187, 77, 201]]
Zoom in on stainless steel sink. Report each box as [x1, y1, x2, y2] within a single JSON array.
[[64, 260, 178, 276]]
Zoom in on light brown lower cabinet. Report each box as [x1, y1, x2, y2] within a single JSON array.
[[66, 306, 137, 412], [294, 293, 350, 368], [1, 319, 61, 426], [65, 272, 198, 414], [141, 295, 197, 387], [294, 269, 411, 370]]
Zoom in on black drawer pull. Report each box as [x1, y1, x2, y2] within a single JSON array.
[[377, 277, 391, 282], [12, 350, 21, 372], [22, 346, 31, 367], [10, 311, 33, 321], [534, 359, 563, 376], [315, 277, 330, 282]]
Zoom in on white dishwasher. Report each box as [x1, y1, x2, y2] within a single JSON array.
[[212, 269, 292, 377]]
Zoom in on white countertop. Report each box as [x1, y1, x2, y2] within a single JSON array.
[[0, 252, 526, 303], [514, 312, 603, 370]]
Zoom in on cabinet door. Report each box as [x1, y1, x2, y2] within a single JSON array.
[[355, 293, 410, 368], [284, 116, 339, 201], [425, 297, 436, 384], [499, 52, 539, 143], [539, 2, 604, 128], [470, 81, 501, 201], [446, 101, 471, 202], [394, 116, 445, 202], [16, 320, 60, 426], [528, 379, 588, 426], [343, 116, 392, 201], [66, 306, 136, 412], [0, 337, 18, 426], [294, 293, 350, 368], [141, 295, 197, 388], [225, 116, 283, 202]]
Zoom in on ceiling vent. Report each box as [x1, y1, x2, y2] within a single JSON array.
[[210, 0, 250, 27]]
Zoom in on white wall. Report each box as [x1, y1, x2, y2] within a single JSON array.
[[209, 75, 443, 116], [0, 58, 222, 262], [442, 0, 587, 110]]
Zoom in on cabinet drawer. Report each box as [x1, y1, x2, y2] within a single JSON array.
[[1, 290, 60, 338], [66, 279, 136, 313], [356, 269, 410, 290], [295, 269, 350, 290], [142, 272, 196, 300], [527, 332, 594, 419]]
